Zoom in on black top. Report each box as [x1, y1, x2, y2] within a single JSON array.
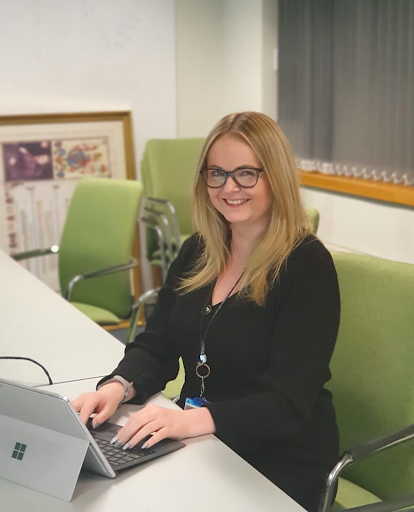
[[100, 233, 340, 504]]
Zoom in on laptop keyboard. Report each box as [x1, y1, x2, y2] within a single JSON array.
[[90, 430, 155, 468]]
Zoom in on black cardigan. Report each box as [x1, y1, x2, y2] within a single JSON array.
[[101, 233, 340, 495]]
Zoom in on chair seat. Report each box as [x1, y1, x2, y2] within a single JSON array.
[[71, 302, 122, 326], [333, 478, 381, 510]]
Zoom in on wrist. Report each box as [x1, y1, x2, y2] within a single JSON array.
[[185, 407, 216, 437], [97, 376, 135, 403], [98, 381, 125, 403]]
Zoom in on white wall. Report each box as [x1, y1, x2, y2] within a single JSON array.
[[176, 0, 277, 138], [0, 0, 177, 166], [301, 187, 414, 264]]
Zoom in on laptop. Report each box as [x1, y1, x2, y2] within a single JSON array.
[[0, 378, 185, 501]]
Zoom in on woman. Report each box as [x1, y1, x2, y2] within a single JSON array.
[[74, 112, 340, 511]]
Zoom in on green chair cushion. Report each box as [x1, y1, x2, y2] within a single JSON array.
[[329, 252, 414, 500], [162, 357, 185, 400], [71, 302, 122, 326], [333, 478, 381, 510], [59, 178, 143, 319]]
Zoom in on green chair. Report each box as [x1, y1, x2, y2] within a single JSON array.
[[306, 207, 320, 233], [141, 137, 205, 278], [13, 178, 143, 328], [320, 252, 414, 512]]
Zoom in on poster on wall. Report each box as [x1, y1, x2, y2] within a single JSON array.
[[0, 111, 137, 293]]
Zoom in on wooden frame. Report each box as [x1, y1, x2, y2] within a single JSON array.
[[0, 111, 142, 297], [299, 170, 414, 208]]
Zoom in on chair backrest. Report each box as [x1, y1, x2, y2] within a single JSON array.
[[141, 138, 205, 259], [328, 251, 414, 499], [305, 207, 319, 233], [59, 178, 143, 318]]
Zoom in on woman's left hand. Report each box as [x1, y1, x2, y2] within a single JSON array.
[[111, 403, 216, 450]]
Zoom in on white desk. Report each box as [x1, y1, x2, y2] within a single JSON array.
[[0, 250, 124, 385], [0, 379, 305, 512]]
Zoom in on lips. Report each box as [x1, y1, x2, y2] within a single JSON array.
[[224, 199, 250, 206]]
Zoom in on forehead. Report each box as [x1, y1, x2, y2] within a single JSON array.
[[207, 134, 261, 168]]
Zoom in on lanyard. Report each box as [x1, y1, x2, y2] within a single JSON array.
[[196, 273, 243, 397]]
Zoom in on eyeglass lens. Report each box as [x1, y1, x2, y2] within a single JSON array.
[[204, 168, 260, 188]]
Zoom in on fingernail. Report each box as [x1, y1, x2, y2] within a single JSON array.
[[141, 442, 148, 449], [114, 440, 123, 448], [110, 436, 117, 445], [122, 442, 130, 451], [93, 421, 100, 429]]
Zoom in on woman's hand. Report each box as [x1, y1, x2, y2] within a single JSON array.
[[72, 382, 125, 427], [111, 404, 216, 450]]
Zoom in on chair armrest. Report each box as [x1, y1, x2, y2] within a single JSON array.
[[12, 245, 60, 261], [66, 258, 138, 301], [348, 423, 414, 461], [319, 423, 414, 512], [345, 494, 414, 512], [126, 287, 160, 344]]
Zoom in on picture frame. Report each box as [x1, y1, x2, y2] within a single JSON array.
[[0, 111, 142, 298]]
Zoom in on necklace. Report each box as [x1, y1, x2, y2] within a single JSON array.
[[231, 246, 246, 271], [196, 272, 243, 398]]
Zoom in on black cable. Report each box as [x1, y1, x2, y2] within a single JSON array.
[[0, 357, 53, 385]]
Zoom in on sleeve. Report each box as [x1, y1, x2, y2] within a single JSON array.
[[205, 242, 340, 445], [97, 234, 200, 404]]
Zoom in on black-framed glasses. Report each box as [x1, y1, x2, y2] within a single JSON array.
[[200, 167, 264, 188]]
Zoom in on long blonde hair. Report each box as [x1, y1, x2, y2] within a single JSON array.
[[178, 112, 311, 305]]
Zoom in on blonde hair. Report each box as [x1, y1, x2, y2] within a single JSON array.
[[178, 111, 311, 305]]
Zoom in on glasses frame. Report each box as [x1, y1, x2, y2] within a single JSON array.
[[200, 167, 264, 188]]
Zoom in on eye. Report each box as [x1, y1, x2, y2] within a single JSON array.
[[238, 169, 256, 177], [208, 169, 224, 177]]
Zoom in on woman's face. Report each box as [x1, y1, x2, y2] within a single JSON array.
[[205, 134, 273, 232]]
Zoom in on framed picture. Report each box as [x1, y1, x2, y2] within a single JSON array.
[[0, 111, 141, 297]]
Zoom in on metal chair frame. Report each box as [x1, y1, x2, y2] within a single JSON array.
[[127, 197, 183, 344], [319, 424, 414, 512]]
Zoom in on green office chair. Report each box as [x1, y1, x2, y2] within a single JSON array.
[[13, 178, 143, 327], [141, 137, 205, 279], [320, 252, 414, 512], [306, 207, 320, 233]]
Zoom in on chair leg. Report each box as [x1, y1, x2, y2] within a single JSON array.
[[319, 453, 353, 512]]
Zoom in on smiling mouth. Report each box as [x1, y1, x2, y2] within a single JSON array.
[[224, 199, 250, 206]]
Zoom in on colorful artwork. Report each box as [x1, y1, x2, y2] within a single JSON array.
[[3, 141, 53, 182], [1, 136, 112, 260], [53, 138, 110, 178]]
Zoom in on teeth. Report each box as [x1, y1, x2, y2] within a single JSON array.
[[226, 199, 248, 205]]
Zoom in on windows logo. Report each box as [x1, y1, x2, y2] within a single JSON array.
[[11, 442, 27, 461]]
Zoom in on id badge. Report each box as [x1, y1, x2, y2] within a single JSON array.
[[184, 397, 210, 410]]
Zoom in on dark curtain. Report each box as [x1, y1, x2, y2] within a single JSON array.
[[278, 0, 414, 185]]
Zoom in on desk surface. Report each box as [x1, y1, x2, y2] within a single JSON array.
[[0, 379, 305, 512], [0, 250, 124, 385]]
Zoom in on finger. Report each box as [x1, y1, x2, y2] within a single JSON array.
[[141, 427, 168, 449], [115, 408, 157, 445], [78, 400, 99, 425], [92, 402, 117, 428], [71, 397, 84, 412], [122, 421, 160, 450]]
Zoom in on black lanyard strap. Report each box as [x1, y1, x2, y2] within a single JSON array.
[[196, 272, 243, 397]]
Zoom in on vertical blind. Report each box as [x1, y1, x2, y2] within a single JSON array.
[[278, 0, 414, 186]]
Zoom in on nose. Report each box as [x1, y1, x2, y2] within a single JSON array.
[[222, 173, 241, 193]]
